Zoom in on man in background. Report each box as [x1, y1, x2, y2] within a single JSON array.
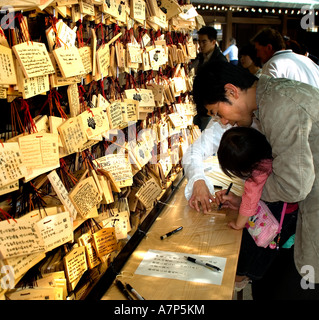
[[192, 26, 227, 131]]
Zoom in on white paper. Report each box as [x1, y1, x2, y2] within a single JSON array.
[[36, 211, 74, 252], [135, 249, 226, 285]]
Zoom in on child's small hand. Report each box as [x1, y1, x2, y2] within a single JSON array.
[[215, 190, 242, 210]]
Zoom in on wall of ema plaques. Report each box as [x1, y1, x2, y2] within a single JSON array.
[[0, 0, 202, 300]]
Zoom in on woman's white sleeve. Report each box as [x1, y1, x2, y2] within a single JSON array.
[[182, 121, 231, 200]]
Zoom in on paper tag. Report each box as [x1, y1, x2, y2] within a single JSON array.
[[159, 121, 169, 141], [36, 212, 74, 252], [97, 93, 110, 110], [141, 34, 150, 49], [132, 141, 153, 167], [131, 0, 146, 20], [0, 219, 45, 259], [78, 107, 109, 139], [127, 43, 142, 64], [97, 175, 114, 204], [96, 44, 110, 77], [12, 42, 55, 78], [1, 252, 46, 289], [135, 176, 162, 208], [107, 101, 124, 129], [92, 227, 117, 257], [124, 88, 155, 107], [101, 0, 118, 18], [158, 155, 173, 177], [0, 44, 17, 85], [63, 246, 87, 291], [68, 176, 101, 219], [47, 170, 78, 220], [0, 180, 19, 196], [100, 211, 130, 240], [18, 133, 59, 170], [148, 45, 166, 69], [58, 20, 77, 48], [115, 0, 127, 22], [168, 113, 184, 128], [46, 19, 62, 52], [115, 42, 125, 68], [179, 4, 198, 20], [125, 99, 138, 122], [67, 84, 81, 118], [146, 83, 165, 105], [78, 233, 101, 269], [6, 287, 63, 300], [57, 116, 87, 154], [159, 0, 182, 19], [95, 154, 133, 188], [49, 52, 82, 88], [53, 46, 86, 78], [34, 114, 52, 133], [78, 46, 93, 74], [0, 142, 26, 188]]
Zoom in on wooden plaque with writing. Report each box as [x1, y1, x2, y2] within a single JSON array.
[[12, 42, 55, 78], [53, 46, 86, 78], [92, 227, 118, 257]]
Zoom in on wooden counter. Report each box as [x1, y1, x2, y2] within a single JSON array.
[[102, 179, 242, 300]]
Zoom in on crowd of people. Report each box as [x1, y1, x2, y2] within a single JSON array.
[[184, 26, 319, 299]]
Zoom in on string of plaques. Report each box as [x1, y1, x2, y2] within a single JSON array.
[[0, 0, 203, 300]]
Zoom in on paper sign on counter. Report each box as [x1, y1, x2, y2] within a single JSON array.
[[135, 249, 226, 285]]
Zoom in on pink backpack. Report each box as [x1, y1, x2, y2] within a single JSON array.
[[245, 201, 287, 249]]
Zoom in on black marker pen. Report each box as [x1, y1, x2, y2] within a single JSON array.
[[218, 182, 233, 210], [185, 256, 222, 272], [116, 280, 133, 300], [160, 226, 183, 240], [125, 283, 145, 300]]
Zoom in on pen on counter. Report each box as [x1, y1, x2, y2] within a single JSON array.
[[125, 283, 145, 300], [217, 182, 233, 210], [185, 256, 222, 272], [160, 226, 183, 240], [116, 279, 133, 300]]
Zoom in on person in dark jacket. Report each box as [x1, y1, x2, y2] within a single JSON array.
[[192, 26, 228, 131]]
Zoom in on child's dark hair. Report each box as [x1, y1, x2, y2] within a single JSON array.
[[217, 127, 272, 180]]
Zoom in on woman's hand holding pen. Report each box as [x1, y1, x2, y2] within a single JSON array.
[[214, 189, 242, 210], [189, 180, 215, 214]]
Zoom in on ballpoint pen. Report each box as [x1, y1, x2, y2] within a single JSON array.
[[218, 182, 233, 210], [185, 256, 222, 272], [160, 226, 183, 240], [116, 279, 133, 300], [125, 283, 145, 300]]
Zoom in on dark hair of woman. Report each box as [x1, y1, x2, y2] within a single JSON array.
[[239, 43, 262, 68], [217, 127, 273, 180]]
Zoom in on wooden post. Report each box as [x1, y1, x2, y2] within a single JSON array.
[[224, 10, 233, 51]]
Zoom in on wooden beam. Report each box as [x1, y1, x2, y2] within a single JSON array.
[[203, 15, 281, 25], [225, 11, 232, 48], [232, 17, 281, 24]]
